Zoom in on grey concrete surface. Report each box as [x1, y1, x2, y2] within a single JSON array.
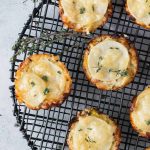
[[0, 1, 35, 149]]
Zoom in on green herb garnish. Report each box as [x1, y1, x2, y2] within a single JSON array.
[[119, 70, 128, 76], [85, 136, 96, 143], [109, 69, 128, 77], [80, 7, 86, 14], [96, 66, 102, 73], [94, 56, 103, 73], [110, 47, 119, 50], [72, 1, 76, 4], [10, 37, 38, 62], [11, 31, 91, 62], [146, 120, 150, 125], [99, 56, 103, 60], [57, 71, 62, 74], [92, 5, 95, 11], [87, 128, 92, 130], [30, 81, 35, 87], [42, 75, 48, 82], [43, 88, 50, 95], [78, 129, 83, 131]]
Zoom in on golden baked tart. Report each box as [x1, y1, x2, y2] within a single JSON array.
[[83, 35, 138, 90], [15, 54, 72, 110], [59, 0, 112, 33], [130, 86, 150, 138], [67, 108, 121, 150], [126, 0, 150, 29], [145, 147, 150, 150]]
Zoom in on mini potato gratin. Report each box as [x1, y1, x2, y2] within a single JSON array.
[[59, 0, 112, 33], [126, 0, 150, 29], [130, 86, 150, 138], [15, 54, 72, 110], [67, 108, 121, 150], [83, 35, 138, 90]]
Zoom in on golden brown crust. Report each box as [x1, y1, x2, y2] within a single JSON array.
[[15, 54, 72, 110], [59, 0, 113, 33], [67, 108, 121, 150], [130, 86, 150, 138], [125, 1, 150, 29], [83, 34, 138, 91], [145, 147, 150, 150]]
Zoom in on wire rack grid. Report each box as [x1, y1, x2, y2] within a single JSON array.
[[10, 0, 150, 149]]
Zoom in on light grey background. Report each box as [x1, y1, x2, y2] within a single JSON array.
[[0, 1, 35, 149]]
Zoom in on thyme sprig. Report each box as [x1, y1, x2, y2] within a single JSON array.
[[11, 37, 38, 62], [11, 30, 91, 62]]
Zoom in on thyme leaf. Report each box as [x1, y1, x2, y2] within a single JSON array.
[[43, 88, 50, 95], [30, 81, 35, 87], [146, 120, 150, 125], [42, 75, 48, 82], [96, 66, 102, 73], [57, 71, 62, 74], [110, 47, 119, 50], [80, 7, 86, 14], [85, 136, 96, 143], [94, 56, 103, 73], [92, 5, 95, 11], [78, 129, 83, 131], [87, 128, 92, 130]]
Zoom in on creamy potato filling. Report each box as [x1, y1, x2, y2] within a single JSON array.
[[70, 116, 116, 150], [88, 38, 130, 82]]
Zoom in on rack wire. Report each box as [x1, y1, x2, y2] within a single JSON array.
[[9, 0, 150, 149]]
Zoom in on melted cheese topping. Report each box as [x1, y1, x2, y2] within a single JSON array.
[[17, 57, 66, 107], [61, 0, 109, 33], [127, 0, 150, 26], [131, 88, 150, 133], [88, 38, 130, 82], [70, 116, 115, 150], [19, 72, 46, 106]]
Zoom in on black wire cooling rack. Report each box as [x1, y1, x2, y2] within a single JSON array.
[[10, 0, 150, 149]]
